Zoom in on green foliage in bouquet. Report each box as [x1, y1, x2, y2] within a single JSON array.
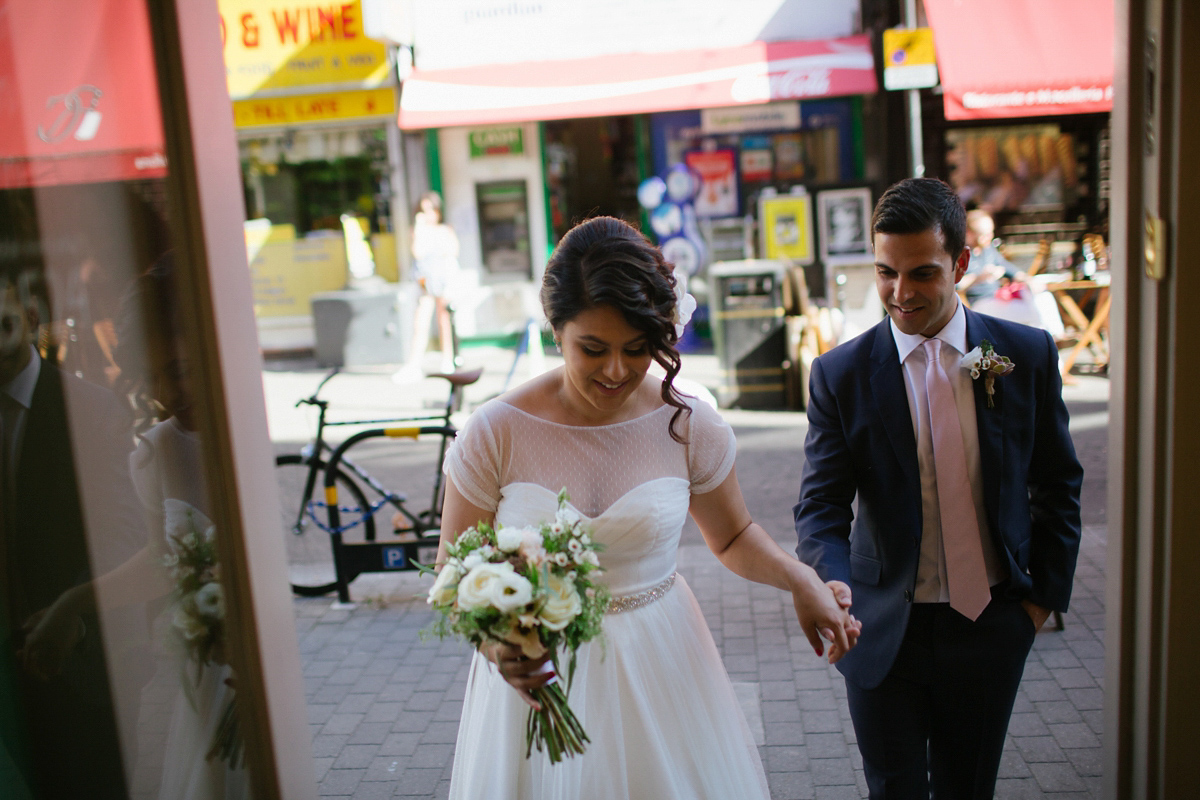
[[162, 499, 243, 770], [422, 489, 610, 763]]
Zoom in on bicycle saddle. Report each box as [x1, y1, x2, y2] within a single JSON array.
[[427, 367, 484, 387]]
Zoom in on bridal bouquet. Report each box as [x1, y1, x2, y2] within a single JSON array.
[[162, 499, 243, 769], [424, 490, 609, 763]]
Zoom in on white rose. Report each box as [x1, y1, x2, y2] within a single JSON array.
[[456, 563, 507, 610], [584, 551, 601, 567], [495, 525, 525, 554], [461, 552, 484, 571], [538, 573, 582, 631], [427, 563, 462, 606], [457, 562, 533, 613], [490, 567, 535, 614], [194, 582, 224, 618]]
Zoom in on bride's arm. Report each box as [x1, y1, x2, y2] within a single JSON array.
[[435, 477, 495, 565], [437, 478, 554, 708], [689, 466, 861, 663]]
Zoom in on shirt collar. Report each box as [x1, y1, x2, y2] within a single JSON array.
[[4, 345, 41, 411], [890, 300, 969, 364]]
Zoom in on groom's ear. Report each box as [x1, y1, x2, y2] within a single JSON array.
[[952, 246, 970, 284]]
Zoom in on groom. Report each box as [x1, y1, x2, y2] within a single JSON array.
[[795, 178, 1082, 798]]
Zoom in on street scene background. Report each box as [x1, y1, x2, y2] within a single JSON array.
[[264, 345, 1109, 800]]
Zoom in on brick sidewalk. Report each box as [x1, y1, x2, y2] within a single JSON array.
[[294, 522, 1104, 799], [268, 346, 1109, 799]]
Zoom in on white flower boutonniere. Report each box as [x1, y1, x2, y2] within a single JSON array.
[[671, 268, 697, 339], [960, 339, 1015, 408]]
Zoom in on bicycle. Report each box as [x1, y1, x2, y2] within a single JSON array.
[[275, 366, 481, 601]]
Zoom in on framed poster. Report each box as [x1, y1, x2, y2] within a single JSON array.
[[684, 148, 739, 217], [759, 193, 815, 265], [816, 187, 873, 266]]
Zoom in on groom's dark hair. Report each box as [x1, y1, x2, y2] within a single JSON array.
[[871, 177, 967, 260]]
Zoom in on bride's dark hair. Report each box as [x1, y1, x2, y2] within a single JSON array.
[[540, 216, 690, 442]]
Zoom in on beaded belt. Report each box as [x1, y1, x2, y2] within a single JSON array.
[[605, 573, 677, 614]]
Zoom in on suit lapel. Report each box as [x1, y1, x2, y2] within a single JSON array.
[[965, 310, 1005, 527], [868, 320, 919, 484]]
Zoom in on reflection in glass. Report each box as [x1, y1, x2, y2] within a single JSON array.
[[1, 0, 252, 795]]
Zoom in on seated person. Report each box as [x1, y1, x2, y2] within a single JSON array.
[[958, 209, 1016, 305]]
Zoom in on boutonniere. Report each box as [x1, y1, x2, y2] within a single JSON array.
[[960, 339, 1014, 408]]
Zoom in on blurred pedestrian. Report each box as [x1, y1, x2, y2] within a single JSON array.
[[395, 192, 460, 382]]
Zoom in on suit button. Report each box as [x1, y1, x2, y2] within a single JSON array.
[[904, 590, 913, 602]]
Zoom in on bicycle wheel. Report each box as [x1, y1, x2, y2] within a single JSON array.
[[275, 454, 375, 596]]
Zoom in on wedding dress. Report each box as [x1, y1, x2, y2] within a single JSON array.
[[130, 417, 249, 800], [444, 398, 771, 799]]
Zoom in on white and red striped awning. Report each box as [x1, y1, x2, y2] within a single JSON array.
[[398, 34, 877, 129]]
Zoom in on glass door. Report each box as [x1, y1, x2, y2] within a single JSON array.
[[0, 0, 314, 797]]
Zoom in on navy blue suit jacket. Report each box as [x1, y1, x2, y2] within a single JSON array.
[[794, 310, 1083, 689]]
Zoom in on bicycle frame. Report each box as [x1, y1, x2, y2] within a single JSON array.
[[282, 367, 475, 602]]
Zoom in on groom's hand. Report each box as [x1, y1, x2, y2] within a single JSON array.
[[1021, 599, 1052, 632]]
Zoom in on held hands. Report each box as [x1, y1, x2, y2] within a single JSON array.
[[790, 573, 861, 664], [482, 640, 556, 711]]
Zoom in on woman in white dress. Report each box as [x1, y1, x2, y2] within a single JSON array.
[[438, 216, 861, 799]]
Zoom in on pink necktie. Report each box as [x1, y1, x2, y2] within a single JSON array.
[[923, 338, 991, 621]]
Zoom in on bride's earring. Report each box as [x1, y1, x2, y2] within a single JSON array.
[[554, 339, 562, 353]]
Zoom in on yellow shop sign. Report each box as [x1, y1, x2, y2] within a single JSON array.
[[233, 87, 395, 127], [218, 0, 390, 98]]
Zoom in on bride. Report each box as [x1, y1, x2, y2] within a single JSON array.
[[437, 216, 861, 799]]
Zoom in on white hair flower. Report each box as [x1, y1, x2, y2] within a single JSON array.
[[672, 269, 697, 339]]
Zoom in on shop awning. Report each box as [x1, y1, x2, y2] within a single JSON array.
[[923, 0, 1113, 121], [397, 35, 877, 130], [0, 0, 167, 189]]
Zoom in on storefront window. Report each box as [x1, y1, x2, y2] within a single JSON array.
[[240, 127, 391, 235], [543, 116, 642, 242], [1, 0, 255, 794]]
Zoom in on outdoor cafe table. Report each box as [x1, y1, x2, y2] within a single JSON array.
[[1044, 276, 1111, 378]]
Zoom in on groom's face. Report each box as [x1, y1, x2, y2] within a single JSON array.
[[873, 227, 970, 338]]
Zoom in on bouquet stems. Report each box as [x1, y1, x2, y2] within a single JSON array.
[[525, 681, 590, 763]]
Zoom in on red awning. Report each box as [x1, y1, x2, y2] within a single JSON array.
[[923, 0, 1113, 121], [0, 0, 166, 189], [397, 35, 877, 130]]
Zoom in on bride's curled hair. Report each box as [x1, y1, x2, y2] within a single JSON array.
[[540, 216, 691, 442]]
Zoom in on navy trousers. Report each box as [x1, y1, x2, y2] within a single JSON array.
[[845, 589, 1038, 799]]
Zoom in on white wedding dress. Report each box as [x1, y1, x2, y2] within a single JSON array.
[[130, 418, 249, 800], [444, 398, 771, 799]]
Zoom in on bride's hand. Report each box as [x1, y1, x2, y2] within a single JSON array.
[[789, 571, 862, 664], [481, 640, 555, 711]]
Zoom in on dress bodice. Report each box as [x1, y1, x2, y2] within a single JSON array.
[[495, 479, 690, 595], [445, 397, 736, 597]]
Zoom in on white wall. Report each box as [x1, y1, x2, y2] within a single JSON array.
[[437, 122, 549, 337]]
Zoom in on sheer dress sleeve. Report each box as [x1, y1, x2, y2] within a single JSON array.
[[444, 401, 504, 512], [685, 398, 738, 494]]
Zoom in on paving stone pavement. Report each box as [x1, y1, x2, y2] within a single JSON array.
[[267, 345, 1109, 799]]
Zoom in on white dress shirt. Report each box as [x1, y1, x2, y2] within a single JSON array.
[[889, 302, 1006, 603]]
